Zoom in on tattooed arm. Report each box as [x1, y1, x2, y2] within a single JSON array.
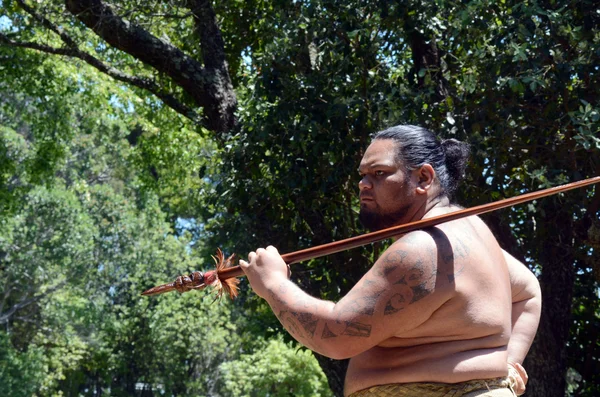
[[240, 233, 445, 359]]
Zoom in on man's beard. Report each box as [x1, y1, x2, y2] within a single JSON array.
[[359, 204, 410, 231]]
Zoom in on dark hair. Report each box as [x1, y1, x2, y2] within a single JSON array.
[[373, 125, 470, 200]]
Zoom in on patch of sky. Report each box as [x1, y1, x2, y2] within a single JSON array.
[[0, 15, 12, 31], [176, 217, 200, 233], [376, 31, 409, 68], [241, 46, 252, 68], [482, 164, 495, 186], [109, 94, 135, 113], [175, 217, 204, 254]]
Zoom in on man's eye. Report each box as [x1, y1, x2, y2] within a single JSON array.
[[374, 170, 385, 176]]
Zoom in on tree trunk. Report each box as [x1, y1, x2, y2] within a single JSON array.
[[314, 355, 348, 397], [524, 200, 575, 397], [406, 27, 449, 102]]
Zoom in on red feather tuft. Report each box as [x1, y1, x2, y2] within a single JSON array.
[[212, 248, 240, 300]]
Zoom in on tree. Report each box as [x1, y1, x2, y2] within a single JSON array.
[[220, 337, 330, 397], [1, 0, 599, 396], [0, 33, 328, 395], [0, 0, 235, 132]]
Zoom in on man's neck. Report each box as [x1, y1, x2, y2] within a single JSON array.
[[422, 196, 454, 219]]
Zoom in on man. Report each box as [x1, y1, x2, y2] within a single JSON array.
[[240, 125, 541, 396]]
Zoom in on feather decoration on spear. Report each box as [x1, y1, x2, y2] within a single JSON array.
[[142, 176, 600, 299], [141, 248, 239, 299]]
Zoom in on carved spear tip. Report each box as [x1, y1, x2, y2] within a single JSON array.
[[142, 248, 238, 298], [141, 283, 176, 296]]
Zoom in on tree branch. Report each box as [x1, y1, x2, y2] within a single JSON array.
[[8, 0, 238, 132], [0, 34, 72, 56], [187, 0, 227, 71], [15, 0, 80, 49], [0, 281, 66, 324], [185, 0, 237, 133], [0, 32, 202, 124], [64, 0, 236, 132]]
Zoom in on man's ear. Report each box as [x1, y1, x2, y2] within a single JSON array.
[[415, 164, 435, 194]]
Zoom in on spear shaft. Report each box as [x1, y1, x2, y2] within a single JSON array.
[[218, 176, 600, 280], [142, 176, 600, 297]]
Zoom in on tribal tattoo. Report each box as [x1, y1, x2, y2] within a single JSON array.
[[268, 230, 474, 343], [382, 250, 435, 315]]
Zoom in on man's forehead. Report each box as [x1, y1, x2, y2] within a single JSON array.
[[359, 139, 399, 168]]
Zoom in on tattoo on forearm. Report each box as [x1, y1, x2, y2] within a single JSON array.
[[337, 290, 383, 319], [321, 323, 337, 339], [291, 312, 319, 338], [268, 282, 293, 307], [342, 321, 372, 337], [277, 310, 306, 339], [319, 321, 372, 339], [270, 291, 287, 306]]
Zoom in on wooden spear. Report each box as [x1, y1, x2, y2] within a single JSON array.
[[141, 176, 600, 298]]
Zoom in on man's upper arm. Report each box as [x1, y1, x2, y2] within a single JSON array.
[[503, 249, 541, 303], [503, 249, 542, 364], [329, 231, 444, 352]]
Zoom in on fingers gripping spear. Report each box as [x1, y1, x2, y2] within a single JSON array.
[[142, 176, 600, 299]]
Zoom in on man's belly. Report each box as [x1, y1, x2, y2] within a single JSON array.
[[344, 337, 508, 396]]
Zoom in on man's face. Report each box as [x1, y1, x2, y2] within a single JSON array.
[[358, 139, 418, 231]]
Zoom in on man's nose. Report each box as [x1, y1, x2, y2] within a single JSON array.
[[359, 176, 372, 190]]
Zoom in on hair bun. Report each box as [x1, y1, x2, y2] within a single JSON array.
[[442, 138, 470, 188]]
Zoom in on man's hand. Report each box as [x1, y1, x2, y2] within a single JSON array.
[[239, 245, 289, 299], [508, 362, 528, 396]]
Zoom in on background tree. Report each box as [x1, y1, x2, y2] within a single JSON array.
[[0, 35, 327, 395], [1, 0, 599, 396]]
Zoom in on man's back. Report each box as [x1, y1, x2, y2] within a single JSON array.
[[241, 126, 539, 397], [345, 211, 512, 395]]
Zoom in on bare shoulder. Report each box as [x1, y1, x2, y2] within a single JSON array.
[[374, 231, 438, 286], [375, 228, 471, 289], [368, 231, 449, 323], [373, 220, 508, 310]]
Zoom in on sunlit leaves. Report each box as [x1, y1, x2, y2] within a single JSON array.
[[1, 0, 599, 395], [220, 337, 330, 397]]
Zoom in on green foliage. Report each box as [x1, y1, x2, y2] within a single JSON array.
[[1, 0, 599, 396], [0, 30, 327, 395], [0, 125, 30, 213], [0, 185, 96, 355], [0, 332, 45, 397], [220, 337, 330, 397], [145, 292, 241, 395], [132, 124, 215, 218]]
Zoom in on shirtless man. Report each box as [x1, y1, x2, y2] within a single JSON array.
[[240, 125, 542, 396]]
